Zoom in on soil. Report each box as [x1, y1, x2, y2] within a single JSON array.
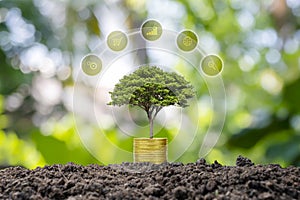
[[0, 156, 299, 200]]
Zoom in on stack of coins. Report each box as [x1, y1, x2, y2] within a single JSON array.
[[133, 138, 168, 164]]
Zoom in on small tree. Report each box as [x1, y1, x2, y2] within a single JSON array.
[[108, 65, 194, 138]]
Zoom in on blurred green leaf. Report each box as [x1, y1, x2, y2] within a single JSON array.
[[283, 78, 300, 114], [266, 135, 300, 164], [87, 12, 101, 36], [0, 50, 32, 94], [31, 131, 100, 165], [227, 116, 290, 148]]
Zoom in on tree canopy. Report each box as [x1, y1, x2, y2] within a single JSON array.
[[108, 65, 194, 138]]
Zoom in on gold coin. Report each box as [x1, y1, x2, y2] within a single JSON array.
[[133, 138, 168, 164]]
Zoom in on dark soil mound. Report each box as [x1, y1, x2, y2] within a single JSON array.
[[0, 156, 299, 200]]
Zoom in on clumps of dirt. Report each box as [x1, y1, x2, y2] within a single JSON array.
[[0, 156, 299, 199], [236, 155, 254, 167]]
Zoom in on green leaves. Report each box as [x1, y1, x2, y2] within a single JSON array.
[[108, 65, 195, 138], [108, 65, 194, 110]]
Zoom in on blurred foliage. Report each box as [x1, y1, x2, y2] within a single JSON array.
[[0, 0, 300, 168]]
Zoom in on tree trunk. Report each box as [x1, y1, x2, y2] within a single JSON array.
[[149, 118, 154, 139]]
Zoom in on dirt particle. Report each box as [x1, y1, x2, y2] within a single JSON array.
[[212, 160, 222, 168], [236, 155, 254, 167], [173, 186, 188, 199], [258, 192, 273, 200], [206, 180, 217, 191], [143, 183, 164, 197], [196, 158, 206, 165]]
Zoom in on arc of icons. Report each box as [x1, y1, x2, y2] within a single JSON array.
[[74, 21, 226, 164]]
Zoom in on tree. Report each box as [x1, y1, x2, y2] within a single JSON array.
[[108, 65, 194, 138]]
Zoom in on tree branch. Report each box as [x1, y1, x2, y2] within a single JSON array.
[[149, 106, 155, 118], [153, 106, 163, 119]]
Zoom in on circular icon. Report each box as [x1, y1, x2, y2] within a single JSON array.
[[107, 31, 128, 51], [141, 20, 163, 41], [177, 30, 198, 52], [81, 54, 102, 76], [201, 54, 223, 76]]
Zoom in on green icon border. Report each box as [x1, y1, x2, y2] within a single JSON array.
[[141, 20, 163, 41]]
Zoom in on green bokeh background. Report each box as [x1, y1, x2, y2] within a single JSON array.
[[1, 0, 300, 169]]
